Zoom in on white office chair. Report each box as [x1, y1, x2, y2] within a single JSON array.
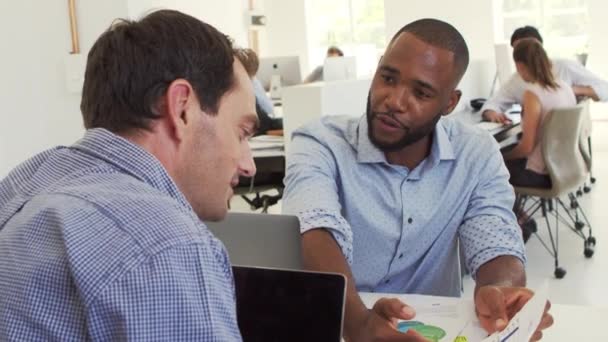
[[513, 106, 596, 279]]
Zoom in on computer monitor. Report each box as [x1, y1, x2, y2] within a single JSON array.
[[323, 56, 357, 82], [257, 56, 302, 91], [233, 266, 346, 342], [495, 43, 515, 86]]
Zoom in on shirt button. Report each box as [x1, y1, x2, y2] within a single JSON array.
[[385, 279, 390, 284], [408, 218, 413, 224], [399, 253, 404, 259]]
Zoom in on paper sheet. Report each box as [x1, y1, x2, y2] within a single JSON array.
[[363, 284, 549, 342], [480, 284, 548, 342]]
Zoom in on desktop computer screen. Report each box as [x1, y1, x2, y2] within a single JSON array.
[[257, 56, 302, 91], [494, 43, 515, 86], [323, 56, 357, 82]]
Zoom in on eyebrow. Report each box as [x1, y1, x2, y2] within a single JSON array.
[[379, 65, 438, 94], [413, 79, 438, 95], [379, 65, 399, 75]]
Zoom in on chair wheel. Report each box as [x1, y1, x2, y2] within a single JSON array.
[[554, 267, 567, 279], [588, 236, 597, 246], [584, 186, 591, 193], [584, 246, 595, 258], [576, 190, 583, 197], [575, 221, 585, 230], [591, 177, 597, 184]]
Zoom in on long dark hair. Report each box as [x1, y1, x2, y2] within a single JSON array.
[[513, 38, 558, 90]]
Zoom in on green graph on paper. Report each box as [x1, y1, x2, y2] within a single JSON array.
[[397, 321, 447, 342]]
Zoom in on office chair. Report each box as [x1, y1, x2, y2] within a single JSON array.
[[514, 106, 596, 279], [575, 100, 596, 199], [233, 171, 284, 213]]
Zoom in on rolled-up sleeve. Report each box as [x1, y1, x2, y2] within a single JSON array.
[[481, 74, 524, 114], [564, 59, 608, 102], [282, 132, 354, 264], [459, 137, 526, 278]]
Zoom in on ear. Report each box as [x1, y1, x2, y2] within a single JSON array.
[[444, 89, 462, 115], [165, 79, 197, 141]]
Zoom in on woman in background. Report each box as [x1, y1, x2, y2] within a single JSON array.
[[503, 38, 577, 242], [503, 38, 576, 189]]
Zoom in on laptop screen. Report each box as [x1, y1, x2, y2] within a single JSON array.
[[233, 266, 346, 342]]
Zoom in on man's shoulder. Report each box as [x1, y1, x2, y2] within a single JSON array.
[[440, 117, 499, 154], [54, 169, 197, 235]]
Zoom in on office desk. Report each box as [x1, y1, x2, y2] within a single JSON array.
[[451, 109, 522, 148], [360, 292, 608, 341]]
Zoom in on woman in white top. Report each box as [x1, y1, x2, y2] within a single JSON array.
[[503, 38, 576, 188]]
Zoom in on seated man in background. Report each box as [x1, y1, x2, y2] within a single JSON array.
[[283, 19, 552, 341], [235, 48, 283, 135], [303, 46, 344, 83], [483, 25, 608, 123], [0, 10, 257, 340]]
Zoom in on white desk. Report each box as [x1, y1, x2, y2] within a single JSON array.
[[360, 292, 608, 341]]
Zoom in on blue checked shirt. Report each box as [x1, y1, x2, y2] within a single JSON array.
[[283, 115, 526, 296], [0, 129, 242, 341]]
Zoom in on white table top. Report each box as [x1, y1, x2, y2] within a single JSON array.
[[359, 292, 608, 341]]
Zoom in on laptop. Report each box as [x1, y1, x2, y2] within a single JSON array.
[[233, 266, 347, 342], [205, 213, 303, 270]]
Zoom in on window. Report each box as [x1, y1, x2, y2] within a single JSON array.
[[306, 0, 385, 78], [494, 0, 589, 59]]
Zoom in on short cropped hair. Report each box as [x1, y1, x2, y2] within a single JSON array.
[[390, 18, 469, 81], [81, 10, 235, 133], [510, 26, 543, 47]]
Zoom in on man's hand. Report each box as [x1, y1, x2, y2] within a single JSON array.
[[346, 298, 429, 342], [475, 286, 553, 341], [482, 110, 512, 124]]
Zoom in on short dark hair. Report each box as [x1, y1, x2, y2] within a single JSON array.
[[327, 46, 344, 57], [510, 26, 543, 47], [390, 18, 469, 82], [81, 10, 235, 133], [234, 48, 260, 78]]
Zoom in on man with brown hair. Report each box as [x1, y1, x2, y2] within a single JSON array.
[[0, 10, 257, 340]]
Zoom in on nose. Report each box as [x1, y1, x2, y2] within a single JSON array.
[[238, 142, 257, 178], [385, 86, 408, 113]]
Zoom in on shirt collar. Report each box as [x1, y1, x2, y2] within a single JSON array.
[[355, 116, 456, 167], [71, 128, 193, 211], [354, 116, 389, 164]]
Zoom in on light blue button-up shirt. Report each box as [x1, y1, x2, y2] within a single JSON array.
[[0, 129, 241, 341], [283, 115, 525, 296]]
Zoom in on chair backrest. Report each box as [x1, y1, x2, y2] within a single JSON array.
[[205, 213, 303, 269], [579, 99, 592, 169], [542, 106, 587, 194]]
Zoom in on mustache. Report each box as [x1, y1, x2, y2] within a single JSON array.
[[371, 111, 408, 130]]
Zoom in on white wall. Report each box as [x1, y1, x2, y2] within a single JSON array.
[[587, 0, 608, 80], [0, 0, 129, 177], [0, 0, 253, 177], [128, 0, 250, 47], [261, 0, 310, 75], [383, 0, 497, 110]]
